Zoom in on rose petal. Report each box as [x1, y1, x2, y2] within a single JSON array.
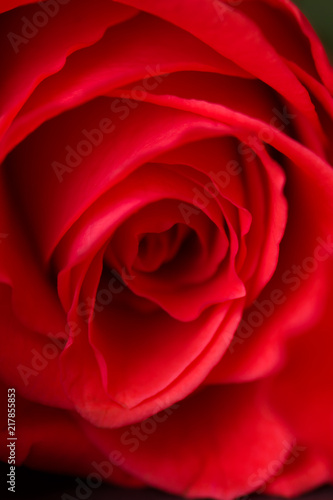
[[0, 13, 253, 161], [80, 382, 293, 500], [0, 382, 141, 486], [0, 0, 138, 138]]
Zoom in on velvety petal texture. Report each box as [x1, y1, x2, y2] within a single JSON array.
[[0, 0, 332, 499]]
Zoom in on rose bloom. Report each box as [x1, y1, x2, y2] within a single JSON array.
[[1, 0, 333, 498]]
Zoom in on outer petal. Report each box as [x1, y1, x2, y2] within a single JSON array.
[[0, 0, 137, 137], [0, 284, 71, 409], [80, 382, 293, 500], [0, 168, 67, 335], [0, 13, 252, 161], [0, 383, 141, 487], [114, 0, 321, 129], [265, 291, 333, 497]]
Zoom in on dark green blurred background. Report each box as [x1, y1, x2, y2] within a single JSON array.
[[293, 0, 333, 59]]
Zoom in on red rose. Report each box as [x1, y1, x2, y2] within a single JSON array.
[[1, 0, 333, 498]]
